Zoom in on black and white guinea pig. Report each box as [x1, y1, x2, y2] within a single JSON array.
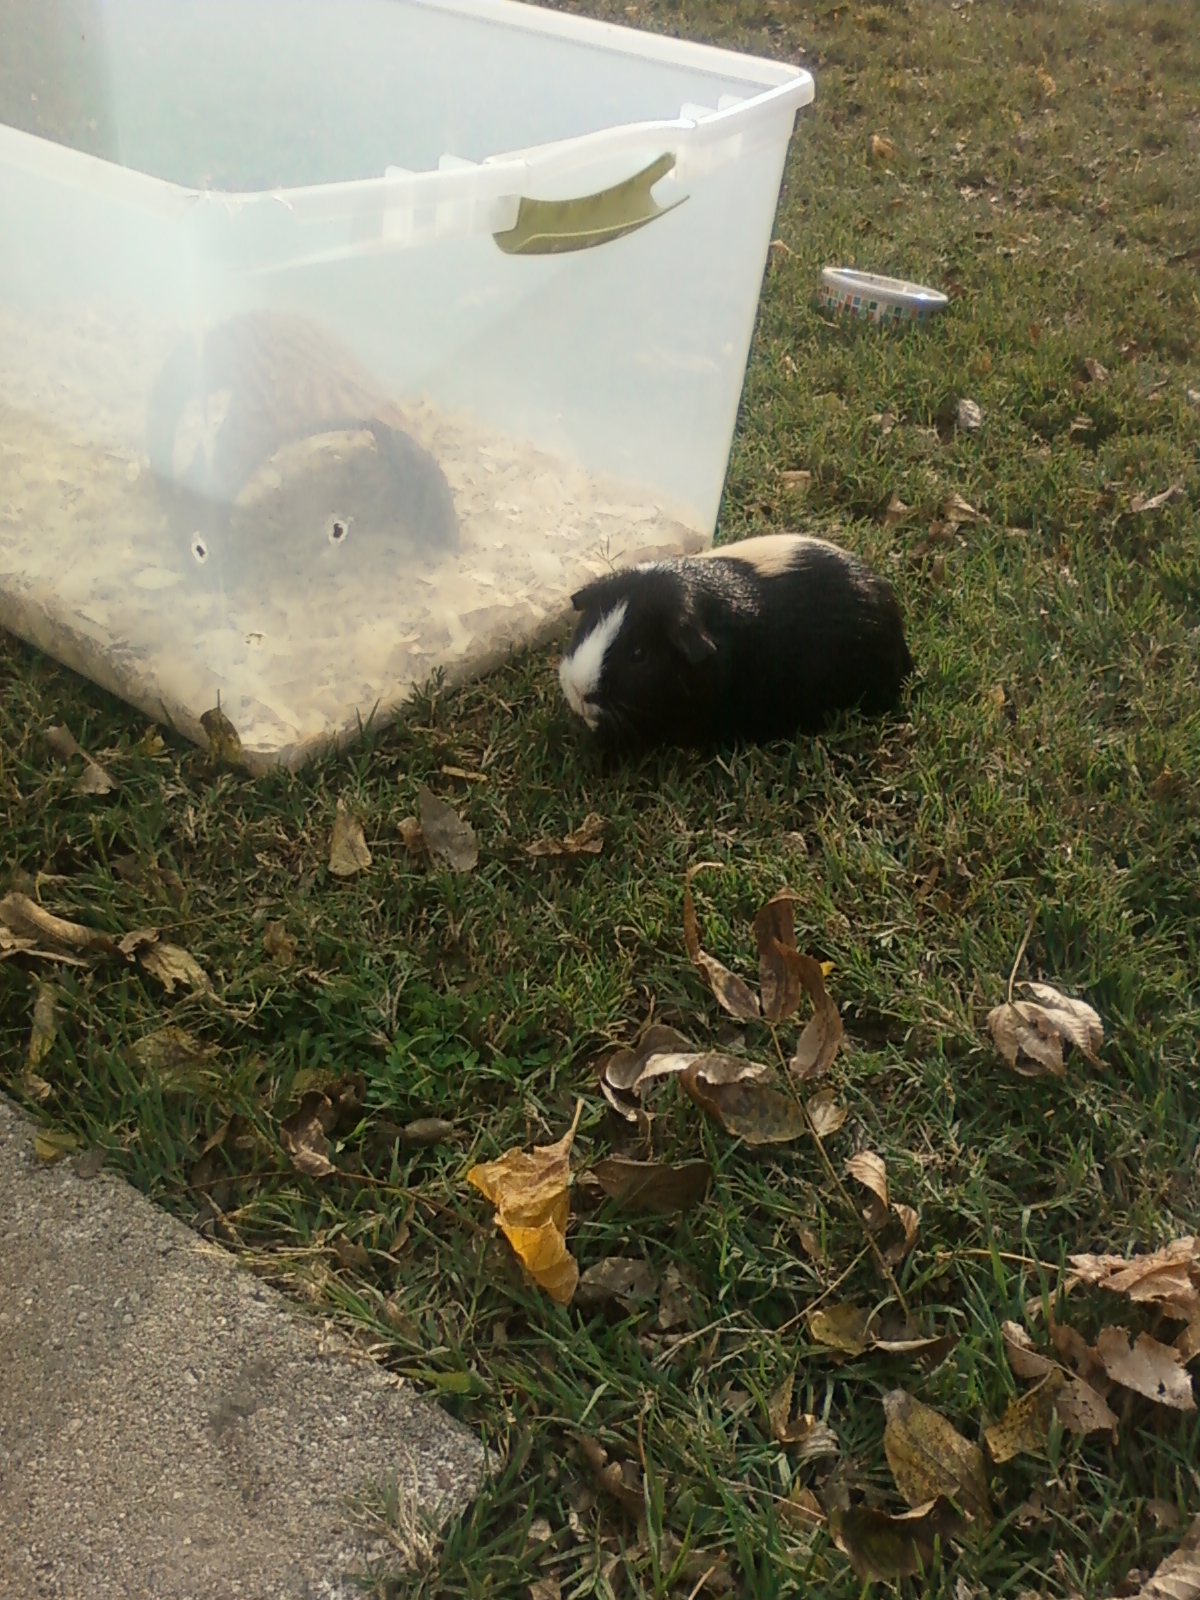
[[558, 534, 913, 749]]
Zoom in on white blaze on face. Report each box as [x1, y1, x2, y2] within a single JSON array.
[[559, 601, 627, 728]]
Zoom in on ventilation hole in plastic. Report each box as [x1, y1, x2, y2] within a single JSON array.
[[328, 517, 349, 545], [191, 535, 209, 564]]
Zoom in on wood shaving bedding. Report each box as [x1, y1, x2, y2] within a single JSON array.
[[0, 307, 704, 769]]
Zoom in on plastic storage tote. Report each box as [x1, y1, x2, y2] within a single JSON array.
[[0, 0, 813, 769]]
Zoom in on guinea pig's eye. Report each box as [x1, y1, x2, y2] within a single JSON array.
[[630, 644, 646, 665]]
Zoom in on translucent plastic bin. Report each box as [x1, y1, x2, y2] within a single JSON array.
[[0, 0, 813, 769]]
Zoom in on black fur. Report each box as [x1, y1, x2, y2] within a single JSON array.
[[562, 535, 913, 748]]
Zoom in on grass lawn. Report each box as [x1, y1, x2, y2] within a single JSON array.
[[3, 1, 1200, 1595]]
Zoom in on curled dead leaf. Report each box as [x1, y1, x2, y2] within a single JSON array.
[[1082, 357, 1109, 385], [1095, 1326, 1196, 1411], [1002, 1320, 1058, 1381], [683, 886, 759, 1019], [590, 1156, 711, 1215], [1177, 1321, 1200, 1364], [827, 1496, 965, 1583], [681, 1057, 806, 1145], [845, 1150, 889, 1229], [1129, 484, 1185, 515], [47, 723, 115, 794], [789, 954, 844, 1080], [397, 815, 423, 852], [599, 1023, 693, 1118], [280, 1091, 337, 1178], [27, 981, 58, 1069], [467, 1105, 582, 1304], [869, 133, 898, 165], [138, 940, 210, 995], [0, 892, 117, 958], [418, 785, 478, 873], [1055, 1376, 1118, 1438], [885, 1203, 921, 1266], [768, 1373, 839, 1457], [329, 801, 372, 877], [884, 492, 911, 530], [526, 813, 605, 859], [806, 1086, 847, 1139], [883, 1389, 991, 1525], [577, 1435, 644, 1520], [754, 890, 800, 1021], [200, 704, 246, 768], [1067, 1237, 1199, 1323], [987, 981, 1102, 1076]]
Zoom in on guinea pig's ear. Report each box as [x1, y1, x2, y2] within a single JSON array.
[[570, 582, 600, 612], [666, 602, 717, 665]]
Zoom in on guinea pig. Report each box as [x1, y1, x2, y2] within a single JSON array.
[[146, 311, 457, 579], [558, 533, 913, 749]]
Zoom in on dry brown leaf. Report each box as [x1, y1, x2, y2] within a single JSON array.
[[0, 892, 117, 958], [529, 1579, 562, 1600], [984, 1370, 1066, 1463], [1096, 1327, 1196, 1411], [525, 813, 605, 859], [1083, 357, 1110, 385], [827, 1496, 965, 1583], [809, 1303, 873, 1356], [1002, 1321, 1058, 1381], [869, 133, 898, 164], [1134, 1514, 1200, 1600], [34, 1127, 81, 1163], [1177, 1321, 1200, 1363], [334, 1235, 371, 1271], [133, 1025, 216, 1090], [767, 1374, 839, 1456], [418, 785, 479, 873], [329, 802, 372, 877], [467, 1105, 581, 1304], [988, 980, 1102, 1077], [886, 1203, 921, 1266], [1035, 66, 1057, 98], [138, 941, 210, 995], [590, 1156, 711, 1215], [767, 1371, 795, 1441], [397, 815, 423, 852], [1068, 1238, 1200, 1322], [1050, 1320, 1109, 1387], [789, 954, 844, 1080], [1130, 484, 1185, 515], [1055, 1376, 1119, 1437], [0, 925, 38, 961], [781, 469, 812, 492], [846, 1151, 889, 1229], [262, 921, 297, 965], [884, 492, 911, 530], [600, 1024, 692, 1106], [400, 1117, 455, 1148], [754, 890, 800, 1021], [683, 886, 760, 1019], [883, 1389, 991, 1525], [27, 981, 57, 1069], [280, 1091, 337, 1178], [806, 1086, 847, 1139], [199, 704, 246, 768], [577, 1436, 644, 1520], [47, 724, 116, 795], [576, 1257, 658, 1313], [681, 1057, 806, 1145], [780, 1484, 825, 1531], [656, 1261, 699, 1332]]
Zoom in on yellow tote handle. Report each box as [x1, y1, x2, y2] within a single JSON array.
[[492, 152, 684, 256]]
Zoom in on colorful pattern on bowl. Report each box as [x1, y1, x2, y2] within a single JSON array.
[[819, 268, 948, 325]]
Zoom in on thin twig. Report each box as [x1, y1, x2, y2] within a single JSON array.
[[684, 1568, 719, 1600], [1007, 907, 1037, 1005], [769, 1023, 910, 1322], [932, 1246, 1067, 1275]]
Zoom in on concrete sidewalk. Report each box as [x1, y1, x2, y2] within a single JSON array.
[[0, 1095, 484, 1599]]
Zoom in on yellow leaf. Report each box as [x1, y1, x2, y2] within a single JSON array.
[[984, 1370, 1065, 1462], [34, 1127, 81, 1163], [468, 1104, 582, 1304], [200, 704, 246, 768], [809, 1302, 872, 1356], [883, 1389, 992, 1525], [27, 981, 58, 1068]]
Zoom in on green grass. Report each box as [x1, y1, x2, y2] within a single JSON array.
[[3, 1, 1200, 1595]]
